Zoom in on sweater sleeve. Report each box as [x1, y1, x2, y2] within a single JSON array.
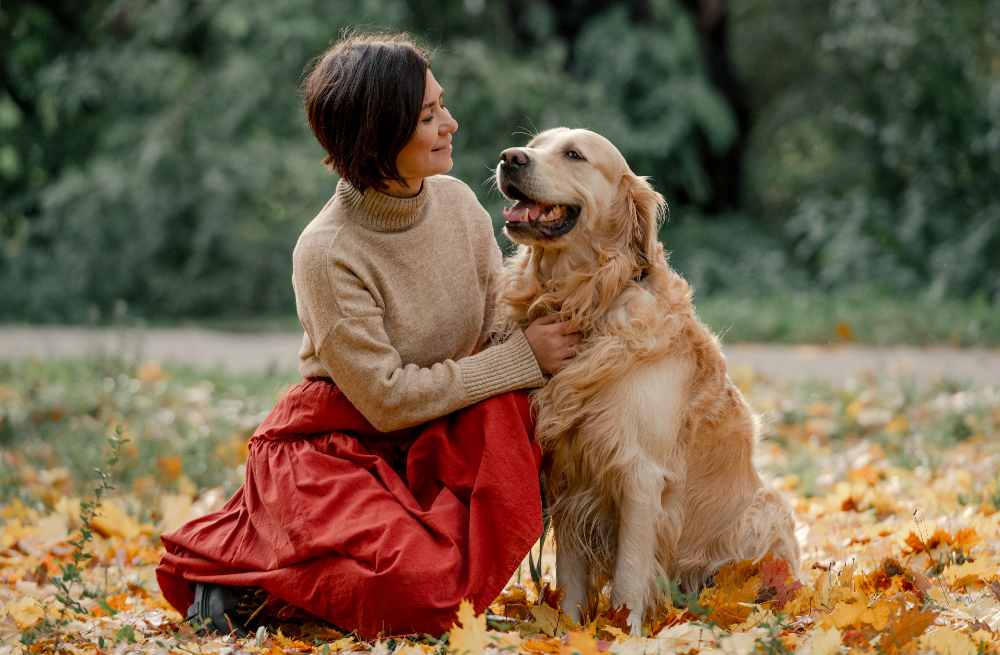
[[475, 207, 505, 353], [302, 260, 544, 433]]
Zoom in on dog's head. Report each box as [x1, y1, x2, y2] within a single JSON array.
[[496, 128, 665, 269]]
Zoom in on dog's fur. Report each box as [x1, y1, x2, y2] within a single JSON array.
[[494, 128, 799, 633]]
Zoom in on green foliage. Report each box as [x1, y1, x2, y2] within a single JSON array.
[[733, 0, 1000, 300], [2, 0, 998, 321], [0, 0, 734, 321], [19, 426, 128, 650], [691, 290, 1000, 346], [0, 0, 354, 322]]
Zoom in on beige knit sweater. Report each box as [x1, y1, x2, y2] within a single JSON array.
[[293, 175, 545, 432]]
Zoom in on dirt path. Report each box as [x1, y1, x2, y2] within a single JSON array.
[[2, 326, 999, 385]]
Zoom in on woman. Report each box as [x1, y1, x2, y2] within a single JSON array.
[[155, 32, 580, 639]]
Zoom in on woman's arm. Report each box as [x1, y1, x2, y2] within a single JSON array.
[[297, 261, 544, 433]]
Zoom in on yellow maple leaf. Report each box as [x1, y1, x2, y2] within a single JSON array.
[[1, 597, 45, 629], [704, 575, 761, 627], [970, 629, 997, 650], [448, 599, 486, 655], [90, 500, 150, 539], [524, 602, 578, 636], [826, 600, 892, 631], [523, 639, 562, 654], [397, 646, 434, 655], [562, 630, 599, 655], [881, 606, 938, 655], [941, 558, 996, 589], [0, 520, 36, 550], [918, 626, 977, 655], [826, 602, 867, 630], [809, 627, 842, 655], [870, 601, 893, 631], [495, 631, 524, 651], [712, 559, 761, 591]]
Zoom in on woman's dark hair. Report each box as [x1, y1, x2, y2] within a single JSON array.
[[302, 31, 430, 193]]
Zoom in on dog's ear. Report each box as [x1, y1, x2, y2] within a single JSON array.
[[615, 174, 666, 275]]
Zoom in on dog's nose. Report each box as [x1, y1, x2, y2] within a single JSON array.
[[500, 148, 530, 168]]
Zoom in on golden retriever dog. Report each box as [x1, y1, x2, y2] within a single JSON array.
[[494, 128, 799, 633]]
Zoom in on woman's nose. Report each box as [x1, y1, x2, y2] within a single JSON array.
[[441, 107, 458, 134]]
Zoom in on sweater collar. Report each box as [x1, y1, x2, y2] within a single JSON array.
[[336, 178, 428, 232]]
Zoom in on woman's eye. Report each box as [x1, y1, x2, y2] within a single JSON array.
[[566, 150, 582, 160], [422, 114, 433, 123]]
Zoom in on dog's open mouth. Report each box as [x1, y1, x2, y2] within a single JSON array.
[[502, 185, 580, 239]]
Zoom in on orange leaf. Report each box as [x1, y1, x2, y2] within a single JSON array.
[[758, 558, 804, 610], [523, 640, 561, 654], [563, 630, 600, 655], [881, 605, 939, 654], [712, 558, 762, 593], [952, 527, 981, 551]]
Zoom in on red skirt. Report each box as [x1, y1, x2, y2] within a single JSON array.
[[156, 380, 542, 639]]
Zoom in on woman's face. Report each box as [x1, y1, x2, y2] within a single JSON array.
[[387, 69, 458, 197]]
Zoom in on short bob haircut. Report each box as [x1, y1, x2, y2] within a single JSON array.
[[302, 32, 431, 193]]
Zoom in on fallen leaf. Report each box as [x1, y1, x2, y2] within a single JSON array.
[[809, 627, 842, 655], [562, 630, 599, 655], [449, 599, 486, 655], [987, 576, 1000, 601], [524, 602, 578, 637], [881, 605, 939, 654], [523, 639, 562, 654], [919, 626, 977, 655], [0, 596, 45, 629], [758, 558, 804, 609], [90, 500, 148, 539], [601, 626, 630, 643], [941, 558, 996, 589]]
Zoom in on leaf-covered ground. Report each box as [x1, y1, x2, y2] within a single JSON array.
[[1, 358, 999, 655]]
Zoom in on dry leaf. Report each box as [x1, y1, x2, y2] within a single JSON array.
[[90, 500, 148, 539], [881, 606, 939, 654], [0, 597, 45, 629], [987, 576, 1000, 601], [562, 630, 599, 655], [525, 602, 578, 636], [919, 626, 977, 655], [941, 558, 997, 588], [758, 558, 804, 610], [809, 627, 843, 655], [523, 639, 562, 654], [448, 599, 486, 655], [601, 626, 631, 643]]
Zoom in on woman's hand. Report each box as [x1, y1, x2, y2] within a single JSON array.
[[523, 314, 583, 375]]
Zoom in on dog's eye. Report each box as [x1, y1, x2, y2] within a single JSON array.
[[565, 150, 584, 160]]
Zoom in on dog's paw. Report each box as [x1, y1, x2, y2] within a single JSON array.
[[627, 610, 643, 636]]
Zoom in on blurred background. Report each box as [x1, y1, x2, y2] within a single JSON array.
[[2, 0, 999, 343], [2, 0, 1000, 566]]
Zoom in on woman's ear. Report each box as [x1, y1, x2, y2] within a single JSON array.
[[617, 174, 666, 274]]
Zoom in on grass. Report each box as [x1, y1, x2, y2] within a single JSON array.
[[0, 356, 300, 515], [1, 356, 999, 652], [9, 290, 997, 346], [693, 290, 1000, 346], [2, 355, 998, 512]]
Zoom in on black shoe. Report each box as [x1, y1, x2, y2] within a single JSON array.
[[186, 583, 252, 638]]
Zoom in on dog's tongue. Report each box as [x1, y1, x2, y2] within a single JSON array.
[[503, 200, 542, 223]]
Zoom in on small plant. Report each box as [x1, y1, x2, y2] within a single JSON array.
[[664, 578, 713, 623], [753, 613, 794, 655], [19, 425, 130, 651], [984, 475, 1000, 512]]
